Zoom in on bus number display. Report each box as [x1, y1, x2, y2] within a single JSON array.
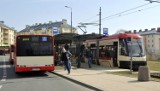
[[22, 38, 29, 41]]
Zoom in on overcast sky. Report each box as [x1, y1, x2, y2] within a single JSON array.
[[1, 0, 160, 35]]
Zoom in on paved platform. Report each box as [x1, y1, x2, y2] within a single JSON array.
[[54, 63, 160, 91]]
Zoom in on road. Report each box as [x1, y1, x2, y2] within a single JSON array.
[[0, 55, 92, 91]]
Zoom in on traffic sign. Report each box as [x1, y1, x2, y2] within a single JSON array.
[[52, 26, 59, 35], [103, 28, 108, 35]]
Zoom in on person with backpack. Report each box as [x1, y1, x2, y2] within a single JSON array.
[[64, 44, 72, 70], [61, 47, 70, 74]]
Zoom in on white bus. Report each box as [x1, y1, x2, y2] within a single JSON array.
[[15, 35, 55, 73]]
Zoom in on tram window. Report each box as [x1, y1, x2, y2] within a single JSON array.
[[105, 46, 111, 57], [99, 46, 105, 57], [120, 47, 126, 55], [119, 39, 127, 56]]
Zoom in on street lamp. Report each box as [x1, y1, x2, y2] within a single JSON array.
[[65, 6, 72, 33]]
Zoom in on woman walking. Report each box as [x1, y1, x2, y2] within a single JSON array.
[[64, 44, 72, 69], [61, 47, 70, 74]]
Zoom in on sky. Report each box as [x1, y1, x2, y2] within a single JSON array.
[[1, 0, 160, 35]]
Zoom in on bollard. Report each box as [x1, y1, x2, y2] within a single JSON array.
[[138, 66, 150, 81]]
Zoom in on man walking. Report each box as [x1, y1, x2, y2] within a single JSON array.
[[86, 47, 92, 68]]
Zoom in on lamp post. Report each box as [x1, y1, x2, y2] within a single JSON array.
[[65, 6, 72, 33]]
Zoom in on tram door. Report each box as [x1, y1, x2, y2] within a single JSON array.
[[113, 42, 118, 67], [90, 44, 96, 64]]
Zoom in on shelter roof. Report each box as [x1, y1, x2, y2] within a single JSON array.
[[54, 33, 79, 44], [74, 33, 105, 41], [54, 33, 105, 44]]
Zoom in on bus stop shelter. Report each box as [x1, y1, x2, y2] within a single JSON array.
[[54, 33, 105, 67]]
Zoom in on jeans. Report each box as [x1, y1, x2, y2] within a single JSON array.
[[64, 60, 71, 70], [68, 60, 71, 69], [64, 61, 70, 74]]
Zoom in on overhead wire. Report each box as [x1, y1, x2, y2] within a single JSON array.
[[101, 3, 160, 21], [89, 3, 152, 23]]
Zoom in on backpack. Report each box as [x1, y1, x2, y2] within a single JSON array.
[[61, 52, 68, 61]]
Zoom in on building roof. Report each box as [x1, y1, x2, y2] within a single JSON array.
[[137, 30, 160, 35], [19, 22, 62, 33], [0, 22, 12, 30], [19, 20, 76, 33]]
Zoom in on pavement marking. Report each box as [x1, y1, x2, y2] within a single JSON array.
[[2, 56, 7, 80], [0, 65, 12, 68], [1, 79, 6, 82], [3, 65, 6, 68], [0, 85, 2, 89]]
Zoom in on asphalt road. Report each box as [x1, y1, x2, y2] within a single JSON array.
[[0, 55, 92, 91]]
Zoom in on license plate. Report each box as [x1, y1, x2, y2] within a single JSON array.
[[32, 68, 40, 71]]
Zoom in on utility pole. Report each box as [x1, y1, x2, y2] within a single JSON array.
[[96, 7, 101, 65], [99, 7, 101, 35]]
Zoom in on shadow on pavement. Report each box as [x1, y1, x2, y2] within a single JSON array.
[[128, 80, 142, 83], [71, 62, 129, 72], [6, 66, 50, 80]]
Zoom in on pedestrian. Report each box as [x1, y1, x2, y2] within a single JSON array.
[[61, 47, 70, 74], [86, 47, 92, 68], [64, 44, 72, 70], [111, 47, 118, 67]]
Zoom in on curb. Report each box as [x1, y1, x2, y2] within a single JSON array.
[[49, 71, 103, 91]]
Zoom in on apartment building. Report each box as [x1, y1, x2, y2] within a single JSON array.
[[0, 21, 16, 47], [18, 19, 78, 35], [137, 28, 160, 60]]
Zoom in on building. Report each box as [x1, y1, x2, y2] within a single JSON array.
[[0, 21, 16, 47], [136, 28, 160, 60], [18, 19, 78, 35]]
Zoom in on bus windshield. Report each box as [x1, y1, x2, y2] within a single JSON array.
[[16, 36, 53, 56], [125, 38, 145, 57]]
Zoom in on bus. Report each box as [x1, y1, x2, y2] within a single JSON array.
[[9, 45, 15, 64], [15, 35, 55, 73], [84, 33, 146, 70]]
